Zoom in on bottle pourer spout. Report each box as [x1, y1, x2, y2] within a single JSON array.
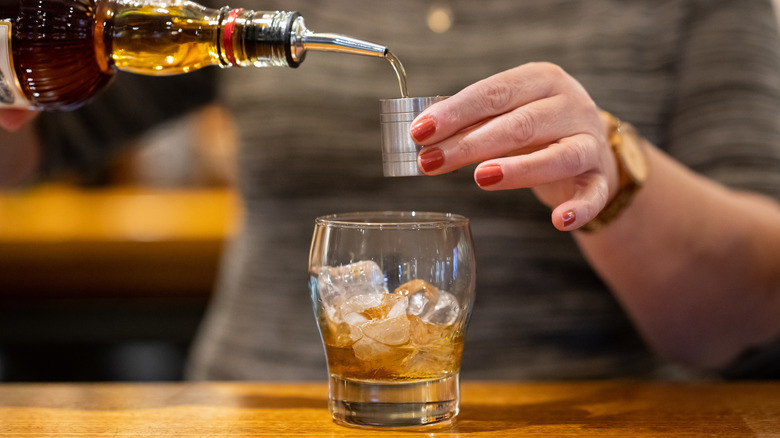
[[289, 15, 387, 64]]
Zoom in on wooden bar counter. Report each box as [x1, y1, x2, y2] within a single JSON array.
[[0, 184, 240, 298], [1, 381, 778, 437]]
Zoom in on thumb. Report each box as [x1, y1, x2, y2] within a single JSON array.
[[0, 109, 39, 132]]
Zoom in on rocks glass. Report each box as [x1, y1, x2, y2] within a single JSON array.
[[309, 211, 476, 428]]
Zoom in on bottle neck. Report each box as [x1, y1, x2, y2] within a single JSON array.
[[102, 0, 392, 74], [223, 9, 388, 68], [220, 9, 298, 68]]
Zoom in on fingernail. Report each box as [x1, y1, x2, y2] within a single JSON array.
[[419, 147, 445, 172], [411, 116, 436, 142], [562, 210, 576, 227], [475, 164, 503, 187]]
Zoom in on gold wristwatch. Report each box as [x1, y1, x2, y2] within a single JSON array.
[[580, 111, 649, 232]]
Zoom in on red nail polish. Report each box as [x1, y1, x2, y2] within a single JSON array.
[[563, 210, 576, 227], [475, 164, 503, 187], [411, 116, 436, 142], [419, 147, 445, 172]]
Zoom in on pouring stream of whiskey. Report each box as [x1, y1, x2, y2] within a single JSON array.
[[293, 30, 409, 97], [385, 50, 409, 98], [299, 32, 408, 97]]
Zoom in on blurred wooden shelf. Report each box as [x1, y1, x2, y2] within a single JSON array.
[[0, 184, 241, 298]]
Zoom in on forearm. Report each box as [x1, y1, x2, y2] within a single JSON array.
[[575, 145, 780, 369]]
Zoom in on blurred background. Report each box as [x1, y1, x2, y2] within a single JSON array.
[[0, 103, 240, 382], [2, 1, 780, 382]]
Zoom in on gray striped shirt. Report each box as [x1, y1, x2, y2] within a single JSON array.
[[180, 0, 780, 380]]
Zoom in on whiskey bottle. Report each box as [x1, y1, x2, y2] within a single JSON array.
[[0, 0, 394, 110]]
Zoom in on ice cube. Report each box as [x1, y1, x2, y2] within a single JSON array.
[[395, 279, 439, 317], [358, 293, 407, 320], [342, 294, 409, 341], [408, 314, 438, 346], [352, 337, 395, 360], [406, 316, 458, 372], [324, 319, 355, 348], [403, 342, 455, 375], [343, 312, 368, 342], [331, 260, 387, 294], [318, 260, 387, 323], [383, 294, 408, 319], [362, 311, 410, 346], [342, 293, 411, 358], [423, 290, 460, 326], [342, 293, 385, 317], [394, 279, 460, 326]]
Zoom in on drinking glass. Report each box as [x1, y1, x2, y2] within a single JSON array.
[[308, 211, 476, 428]]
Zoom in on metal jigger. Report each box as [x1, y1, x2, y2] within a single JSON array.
[[379, 96, 447, 177]]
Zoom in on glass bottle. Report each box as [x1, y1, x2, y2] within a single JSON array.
[[0, 0, 392, 110]]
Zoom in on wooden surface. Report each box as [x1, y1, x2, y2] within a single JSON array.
[[1, 381, 778, 437]]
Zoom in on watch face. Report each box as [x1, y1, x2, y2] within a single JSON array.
[[618, 124, 649, 183]]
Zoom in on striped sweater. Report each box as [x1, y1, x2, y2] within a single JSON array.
[[41, 0, 780, 380]]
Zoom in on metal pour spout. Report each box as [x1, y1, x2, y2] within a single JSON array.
[[288, 16, 387, 63], [301, 32, 387, 57], [286, 15, 408, 97]]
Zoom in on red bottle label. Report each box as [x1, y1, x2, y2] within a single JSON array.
[[0, 22, 32, 108]]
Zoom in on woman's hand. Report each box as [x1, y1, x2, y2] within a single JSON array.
[[0, 108, 39, 131], [411, 62, 618, 231], [0, 108, 40, 187]]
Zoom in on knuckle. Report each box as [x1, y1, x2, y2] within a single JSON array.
[[588, 173, 610, 204], [508, 158, 533, 183], [478, 81, 514, 113], [561, 138, 591, 172], [588, 177, 611, 216], [505, 111, 536, 145], [455, 134, 480, 159], [529, 61, 566, 83], [533, 61, 558, 72]]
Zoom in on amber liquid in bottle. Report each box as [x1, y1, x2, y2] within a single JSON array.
[[108, 2, 222, 75], [1, 0, 231, 109], [1, 0, 112, 110], [1, 0, 407, 110]]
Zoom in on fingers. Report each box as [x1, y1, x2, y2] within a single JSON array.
[[410, 61, 618, 232], [0, 109, 39, 132], [413, 62, 599, 176], [471, 132, 615, 231], [411, 62, 566, 146], [471, 138, 610, 232], [472, 134, 601, 191], [418, 93, 581, 174], [549, 172, 609, 231]]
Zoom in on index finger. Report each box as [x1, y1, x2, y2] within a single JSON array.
[[411, 62, 562, 145]]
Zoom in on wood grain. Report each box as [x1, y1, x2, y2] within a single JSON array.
[[1, 382, 778, 437]]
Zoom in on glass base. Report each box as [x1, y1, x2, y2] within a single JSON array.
[[328, 374, 459, 428]]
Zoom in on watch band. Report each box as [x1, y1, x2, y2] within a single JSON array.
[[580, 111, 646, 233], [579, 181, 641, 232]]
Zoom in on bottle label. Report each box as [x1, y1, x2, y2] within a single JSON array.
[[0, 22, 32, 108]]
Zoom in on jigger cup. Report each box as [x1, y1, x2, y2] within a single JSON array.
[[308, 211, 476, 428], [380, 96, 448, 177]]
